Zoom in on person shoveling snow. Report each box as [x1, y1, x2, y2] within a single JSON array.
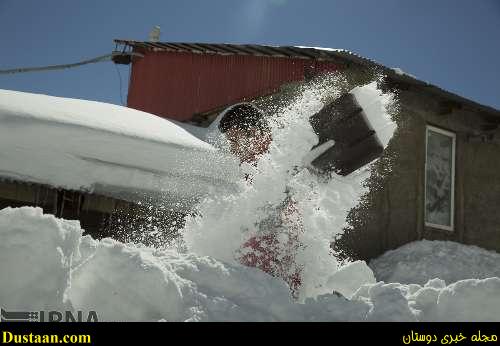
[[215, 103, 306, 298]]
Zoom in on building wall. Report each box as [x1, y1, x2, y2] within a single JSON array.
[[0, 179, 187, 246], [336, 88, 500, 260], [127, 50, 339, 121], [0, 180, 110, 236]]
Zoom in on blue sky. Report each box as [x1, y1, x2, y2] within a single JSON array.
[[0, 0, 499, 109]]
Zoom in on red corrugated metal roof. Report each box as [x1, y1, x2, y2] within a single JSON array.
[[125, 49, 339, 121], [115, 39, 500, 119]]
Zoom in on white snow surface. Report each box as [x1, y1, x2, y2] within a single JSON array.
[[350, 83, 397, 148], [392, 67, 417, 79], [1, 207, 499, 322], [0, 89, 209, 149], [0, 89, 240, 208], [294, 45, 352, 54], [1, 80, 499, 322], [325, 261, 376, 299], [370, 240, 500, 285]]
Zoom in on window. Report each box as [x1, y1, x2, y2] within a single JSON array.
[[425, 125, 456, 231]]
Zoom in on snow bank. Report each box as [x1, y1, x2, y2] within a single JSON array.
[[0, 207, 80, 311], [70, 237, 296, 321], [1, 207, 299, 321], [350, 278, 500, 322], [0, 89, 240, 208], [1, 78, 498, 322], [325, 261, 376, 299], [370, 240, 500, 285], [69, 239, 186, 322], [430, 278, 500, 322], [2, 207, 499, 322]]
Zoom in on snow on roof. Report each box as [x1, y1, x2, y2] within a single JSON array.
[[391, 67, 417, 79], [0, 90, 239, 206], [0, 89, 212, 150], [293, 45, 351, 53]]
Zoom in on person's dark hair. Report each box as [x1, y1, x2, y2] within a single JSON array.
[[218, 104, 270, 134]]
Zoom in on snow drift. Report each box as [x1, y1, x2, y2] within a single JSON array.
[[370, 239, 500, 285], [0, 89, 240, 210], [1, 207, 499, 322], [1, 78, 498, 322]]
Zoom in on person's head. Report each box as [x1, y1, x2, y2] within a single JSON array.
[[218, 104, 272, 163]]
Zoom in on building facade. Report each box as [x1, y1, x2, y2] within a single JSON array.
[[115, 40, 500, 259]]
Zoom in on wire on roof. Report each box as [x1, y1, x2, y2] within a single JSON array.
[[115, 63, 124, 106], [0, 51, 142, 75]]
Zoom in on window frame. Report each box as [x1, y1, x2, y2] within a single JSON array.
[[424, 125, 456, 232]]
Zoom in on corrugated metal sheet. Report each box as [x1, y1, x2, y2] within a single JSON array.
[[115, 40, 351, 62], [116, 40, 500, 119], [126, 49, 340, 121]]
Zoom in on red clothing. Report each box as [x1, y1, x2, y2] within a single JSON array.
[[236, 195, 304, 298]]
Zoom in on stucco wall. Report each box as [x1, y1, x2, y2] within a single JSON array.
[[335, 88, 500, 260]]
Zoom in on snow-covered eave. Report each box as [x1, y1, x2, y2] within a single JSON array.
[[0, 89, 215, 152], [0, 90, 241, 207]]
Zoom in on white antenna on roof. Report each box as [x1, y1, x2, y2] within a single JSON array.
[[149, 25, 161, 42]]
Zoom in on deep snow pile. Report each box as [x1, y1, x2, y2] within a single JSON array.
[[2, 78, 499, 322], [370, 240, 500, 285], [1, 207, 499, 322], [0, 89, 239, 209]]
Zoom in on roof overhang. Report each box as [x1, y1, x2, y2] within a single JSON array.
[[114, 39, 500, 119]]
